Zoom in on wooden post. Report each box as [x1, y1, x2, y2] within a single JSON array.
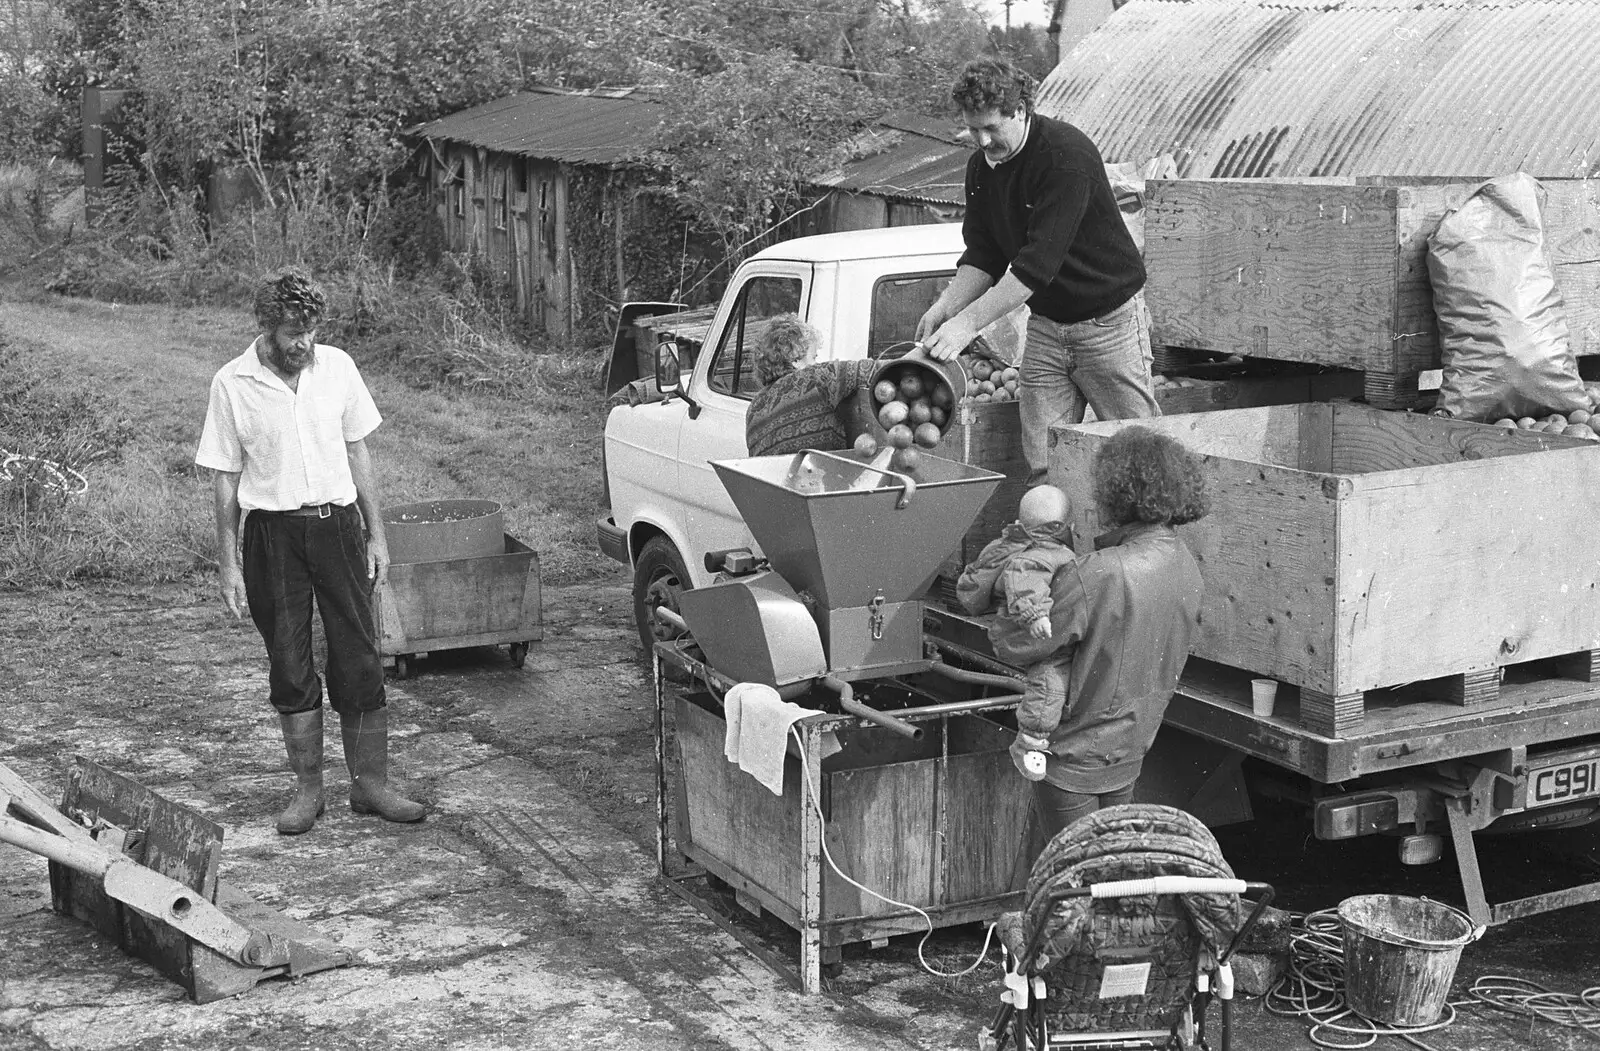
[[611, 178, 628, 307], [554, 168, 572, 340], [799, 719, 826, 994]]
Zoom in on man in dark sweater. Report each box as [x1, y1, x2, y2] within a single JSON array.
[[918, 57, 1158, 484]]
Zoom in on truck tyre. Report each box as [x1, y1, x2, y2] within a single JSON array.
[[633, 536, 692, 657]]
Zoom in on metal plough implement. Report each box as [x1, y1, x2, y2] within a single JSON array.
[[1, 757, 351, 1002]]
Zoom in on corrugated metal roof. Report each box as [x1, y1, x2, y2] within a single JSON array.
[[410, 87, 664, 166], [413, 90, 972, 203], [1039, 0, 1600, 179], [818, 125, 968, 205]]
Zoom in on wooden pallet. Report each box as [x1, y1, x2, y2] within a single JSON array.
[[1289, 648, 1600, 737]]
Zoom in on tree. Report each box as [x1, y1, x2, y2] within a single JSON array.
[[649, 51, 878, 276], [126, 0, 277, 193]]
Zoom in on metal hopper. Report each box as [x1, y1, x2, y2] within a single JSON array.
[[687, 449, 1003, 679], [713, 450, 1002, 608]]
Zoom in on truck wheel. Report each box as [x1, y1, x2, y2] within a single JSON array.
[[633, 536, 692, 655]]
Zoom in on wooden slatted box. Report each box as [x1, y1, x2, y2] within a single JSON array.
[[1143, 178, 1600, 407], [673, 695, 1031, 943], [1049, 404, 1600, 737], [933, 370, 1364, 590]]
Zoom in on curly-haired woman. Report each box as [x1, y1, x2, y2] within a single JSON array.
[[744, 313, 881, 456], [999, 425, 1209, 840]]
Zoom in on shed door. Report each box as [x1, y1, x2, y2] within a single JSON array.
[[527, 166, 560, 331], [509, 159, 530, 315]]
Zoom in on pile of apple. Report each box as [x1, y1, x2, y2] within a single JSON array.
[[1491, 386, 1600, 440], [958, 351, 1020, 403]]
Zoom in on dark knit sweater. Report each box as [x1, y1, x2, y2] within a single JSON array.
[[959, 115, 1144, 324]]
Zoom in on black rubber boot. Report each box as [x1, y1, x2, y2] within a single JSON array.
[[276, 709, 325, 835], [340, 708, 426, 823]]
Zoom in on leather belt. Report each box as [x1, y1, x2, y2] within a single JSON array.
[[260, 503, 344, 518]]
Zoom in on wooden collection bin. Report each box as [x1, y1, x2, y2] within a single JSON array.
[[376, 534, 541, 677], [933, 370, 1364, 589], [935, 399, 1030, 588], [1050, 403, 1600, 737], [631, 305, 716, 379], [1143, 178, 1600, 407], [671, 694, 1031, 946]]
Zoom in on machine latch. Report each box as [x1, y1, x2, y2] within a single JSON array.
[[868, 593, 886, 640]]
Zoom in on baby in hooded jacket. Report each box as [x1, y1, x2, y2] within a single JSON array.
[[956, 484, 1079, 781]]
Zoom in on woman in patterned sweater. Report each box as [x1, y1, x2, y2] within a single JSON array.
[[744, 313, 881, 456]]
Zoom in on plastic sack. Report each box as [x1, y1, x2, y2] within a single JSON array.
[[1428, 172, 1588, 421], [1104, 153, 1178, 254]]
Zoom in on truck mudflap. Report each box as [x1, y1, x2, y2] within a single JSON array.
[[596, 515, 629, 565], [1312, 741, 1600, 926]]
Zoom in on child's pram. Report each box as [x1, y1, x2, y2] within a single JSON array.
[[980, 804, 1274, 1051]]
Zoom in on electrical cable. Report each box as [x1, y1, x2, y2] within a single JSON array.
[[0, 449, 88, 496], [1263, 909, 1460, 1051], [790, 727, 999, 980], [1466, 974, 1600, 1032]]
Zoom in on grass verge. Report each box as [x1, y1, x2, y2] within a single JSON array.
[[0, 295, 614, 590]]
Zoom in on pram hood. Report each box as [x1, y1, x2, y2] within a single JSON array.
[[1015, 803, 1242, 964]]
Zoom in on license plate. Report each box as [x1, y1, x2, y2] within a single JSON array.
[[1529, 756, 1600, 808]]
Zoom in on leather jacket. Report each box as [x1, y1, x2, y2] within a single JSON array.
[[995, 522, 1203, 794]]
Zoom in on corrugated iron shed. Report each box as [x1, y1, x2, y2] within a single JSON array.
[[411, 86, 664, 166], [414, 89, 972, 205], [819, 111, 969, 205], [1040, 0, 1600, 179]]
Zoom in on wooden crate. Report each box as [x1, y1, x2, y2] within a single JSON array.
[[41, 759, 349, 1002], [673, 695, 1030, 940], [376, 534, 541, 662], [1050, 403, 1600, 737], [632, 305, 716, 379], [932, 370, 1364, 588], [1144, 178, 1600, 407], [935, 399, 1029, 588]]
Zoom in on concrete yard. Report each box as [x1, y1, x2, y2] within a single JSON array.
[[3, 578, 1598, 1050]]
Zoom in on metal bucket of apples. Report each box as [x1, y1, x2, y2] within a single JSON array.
[[857, 348, 966, 474]]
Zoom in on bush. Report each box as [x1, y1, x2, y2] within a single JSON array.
[[0, 332, 158, 587], [0, 334, 135, 491], [35, 172, 609, 399]]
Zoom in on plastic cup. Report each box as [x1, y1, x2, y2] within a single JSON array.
[[1251, 678, 1279, 718]]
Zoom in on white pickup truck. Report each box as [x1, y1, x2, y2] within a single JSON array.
[[597, 223, 1026, 652], [597, 223, 1600, 926]]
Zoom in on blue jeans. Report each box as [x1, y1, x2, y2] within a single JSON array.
[[1032, 781, 1137, 841], [242, 504, 386, 716], [1018, 292, 1159, 485]]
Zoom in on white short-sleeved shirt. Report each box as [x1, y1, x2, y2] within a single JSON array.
[[195, 339, 382, 512]]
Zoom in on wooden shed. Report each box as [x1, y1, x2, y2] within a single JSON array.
[[805, 113, 968, 233], [414, 89, 972, 336], [412, 87, 668, 341]]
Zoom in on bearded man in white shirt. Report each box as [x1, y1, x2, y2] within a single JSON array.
[[196, 268, 425, 834]]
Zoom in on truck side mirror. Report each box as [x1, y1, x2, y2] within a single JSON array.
[[655, 339, 682, 393], [654, 339, 701, 418]]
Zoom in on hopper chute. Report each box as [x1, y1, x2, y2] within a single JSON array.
[[711, 449, 1003, 608]]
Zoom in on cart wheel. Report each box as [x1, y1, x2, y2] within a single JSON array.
[[394, 654, 413, 680], [508, 642, 528, 669]]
